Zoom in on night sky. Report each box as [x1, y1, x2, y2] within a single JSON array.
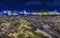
[[0, 0, 60, 12]]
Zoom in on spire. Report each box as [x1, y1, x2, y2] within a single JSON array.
[[24, 10, 27, 14]]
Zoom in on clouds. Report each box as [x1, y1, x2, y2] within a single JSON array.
[[25, 2, 42, 5]]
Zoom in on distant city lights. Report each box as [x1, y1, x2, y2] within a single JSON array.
[[0, 10, 39, 16], [0, 10, 60, 16]]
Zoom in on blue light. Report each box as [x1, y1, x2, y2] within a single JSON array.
[[0, 10, 39, 16], [3, 11, 7, 13]]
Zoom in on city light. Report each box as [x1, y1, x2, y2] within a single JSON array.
[[7, 11, 12, 15], [49, 10, 60, 15], [0, 10, 60, 16], [3, 11, 7, 13]]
